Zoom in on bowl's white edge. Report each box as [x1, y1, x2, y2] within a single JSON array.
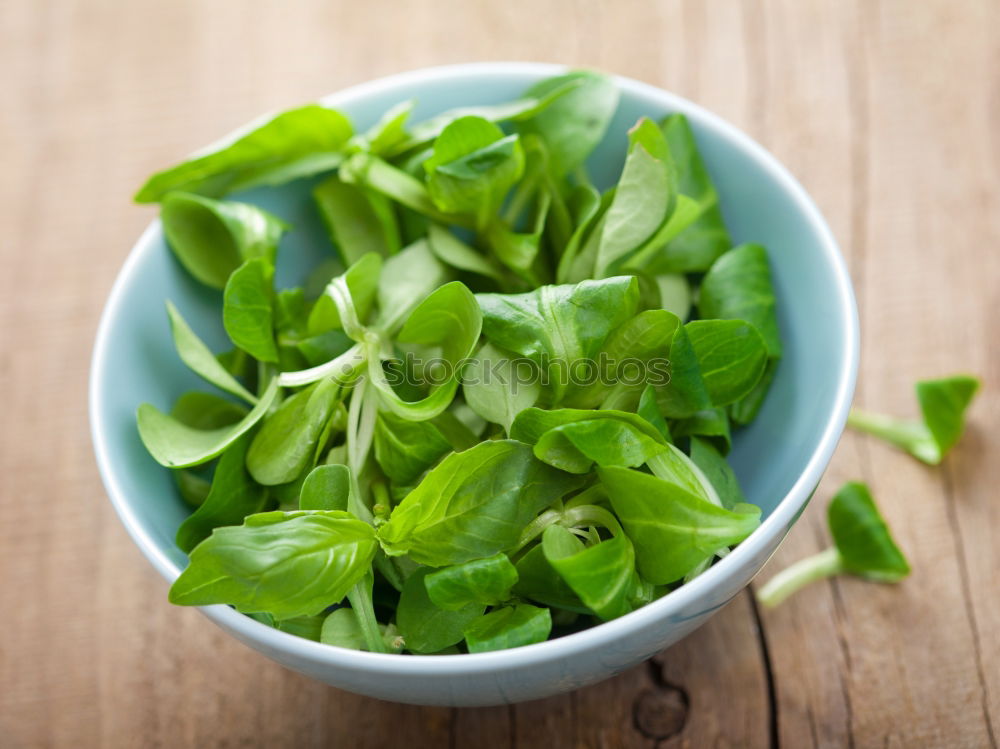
[[89, 60, 860, 676]]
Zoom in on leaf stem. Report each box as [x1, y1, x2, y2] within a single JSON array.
[[847, 408, 938, 464], [346, 578, 388, 653], [755, 547, 844, 608], [277, 343, 366, 388]]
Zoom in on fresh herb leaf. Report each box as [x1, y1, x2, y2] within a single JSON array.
[[299, 463, 351, 512], [223, 257, 279, 363], [373, 411, 452, 486], [424, 553, 519, 610], [396, 568, 484, 653], [463, 603, 552, 653], [461, 342, 541, 433], [313, 175, 400, 265]]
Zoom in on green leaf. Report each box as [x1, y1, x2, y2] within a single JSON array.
[[375, 239, 450, 332], [655, 323, 712, 418], [363, 99, 415, 155], [373, 411, 452, 486], [377, 440, 581, 566], [246, 378, 341, 485], [637, 385, 671, 441], [396, 568, 484, 653], [137, 378, 280, 468], [424, 553, 518, 610], [476, 276, 640, 404], [136, 105, 353, 201], [165, 302, 258, 404], [512, 544, 589, 613], [276, 615, 326, 642], [684, 319, 768, 407], [461, 343, 541, 433], [339, 152, 454, 226], [175, 434, 267, 552], [672, 407, 732, 454], [653, 273, 692, 320], [532, 417, 667, 474], [848, 375, 980, 464], [223, 257, 278, 363], [307, 253, 382, 337], [320, 608, 367, 650], [511, 406, 665, 445], [313, 175, 400, 265], [556, 182, 606, 283], [729, 359, 778, 426], [598, 466, 761, 584], [688, 436, 745, 509], [542, 525, 639, 621], [299, 464, 351, 511], [699, 244, 782, 358], [169, 390, 248, 429], [168, 510, 377, 620], [427, 223, 504, 281], [829, 482, 910, 580], [424, 117, 525, 230], [160, 192, 287, 289], [640, 113, 731, 273], [515, 70, 619, 177], [463, 603, 552, 653], [594, 118, 677, 276], [757, 482, 909, 608], [369, 281, 482, 421]]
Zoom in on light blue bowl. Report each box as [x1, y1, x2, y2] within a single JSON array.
[[90, 62, 858, 706]]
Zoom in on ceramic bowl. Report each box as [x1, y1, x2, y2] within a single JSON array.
[[90, 62, 858, 706]]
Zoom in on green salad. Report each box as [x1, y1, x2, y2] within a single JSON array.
[[135, 70, 784, 654]]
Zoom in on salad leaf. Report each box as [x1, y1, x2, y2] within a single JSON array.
[[461, 343, 541, 433], [424, 553, 519, 610], [168, 510, 377, 620], [223, 257, 278, 363], [136, 105, 353, 201], [848, 375, 980, 464], [463, 603, 552, 653], [396, 568, 484, 653], [685, 319, 768, 407], [373, 411, 452, 486], [313, 175, 400, 264], [299, 464, 351, 512], [757, 482, 910, 607]]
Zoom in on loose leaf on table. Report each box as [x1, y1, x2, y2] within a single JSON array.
[[313, 175, 400, 265], [136, 104, 353, 202], [515, 70, 619, 177], [424, 552, 519, 610], [396, 568, 484, 653], [299, 464, 351, 512], [639, 113, 730, 273], [757, 482, 910, 608], [246, 378, 341, 485], [594, 118, 677, 277], [684, 319, 768, 407], [598, 466, 761, 584], [423, 116, 525, 230], [542, 525, 641, 621], [137, 378, 279, 468], [168, 510, 377, 620], [461, 342, 541, 433], [369, 281, 482, 421], [688, 436, 745, 509], [160, 192, 288, 289], [175, 434, 267, 552], [223, 257, 278, 363], [847, 375, 981, 464], [165, 302, 258, 404], [476, 276, 639, 404], [377, 440, 581, 566], [463, 603, 552, 653], [373, 411, 452, 486], [698, 243, 782, 359]]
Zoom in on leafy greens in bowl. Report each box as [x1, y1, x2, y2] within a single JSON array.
[[91, 63, 858, 705]]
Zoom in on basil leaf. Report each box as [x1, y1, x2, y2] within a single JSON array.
[[299, 464, 351, 512], [223, 257, 278, 363], [424, 553, 518, 610], [542, 525, 639, 621], [461, 343, 541, 433], [136, 105, 353, 201], [168, 510, 377, 620], [373, 411, 452, 486], [246, 378, 341, 485], [377, 440, 581, 566], [396, 568, 484, 653], [848, 375, 981, 464], [515, 70, 619, 177], [313, 175, 400, 265], [684, 319, 768, 407], [598, 466, 761, 584], [463, 603, 552, 653], [165, 302, 258, 404], [160, 192, 287, 289], [477, 276, 640, 404], [369, 281, 482, 421], [175, 434, 267, 552], [137, 378, 279, 468]]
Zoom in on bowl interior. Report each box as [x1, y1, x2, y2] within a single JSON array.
[[93, 65, 853, 587]]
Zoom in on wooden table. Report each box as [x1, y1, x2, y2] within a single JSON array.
[[3, 1, 997, 746]]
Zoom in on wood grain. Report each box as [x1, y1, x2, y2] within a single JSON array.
[[1, 0, 996, 746]]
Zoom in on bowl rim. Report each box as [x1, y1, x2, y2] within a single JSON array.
[[90, 61, 859, 674]]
